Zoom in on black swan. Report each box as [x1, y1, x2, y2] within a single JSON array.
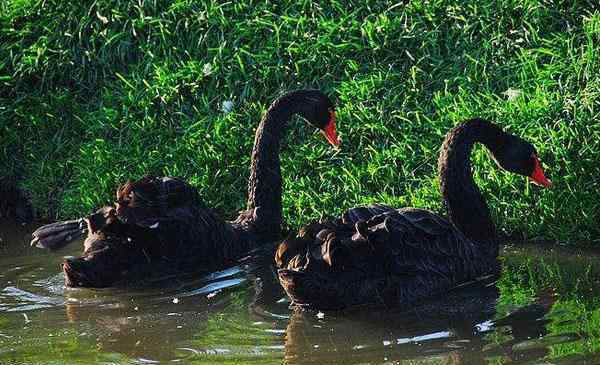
[[31, 89, 339, 287], [275, 118, 551, 309]]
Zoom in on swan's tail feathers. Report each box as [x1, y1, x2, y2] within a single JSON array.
[[31, 218, 87, 250]]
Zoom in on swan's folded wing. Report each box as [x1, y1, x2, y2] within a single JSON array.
[[356, 207, 481, 280], [116, 176, 202, 226], [278, 205, 480, 281], [340, 204, 395, 226]]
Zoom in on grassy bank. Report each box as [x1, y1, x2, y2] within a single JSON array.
[[1, 0, 598, 244]]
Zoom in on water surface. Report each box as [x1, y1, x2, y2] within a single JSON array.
[[1, 222, 599, 364]]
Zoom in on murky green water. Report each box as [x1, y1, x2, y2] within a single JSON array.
[[1, 222, 599, 365]]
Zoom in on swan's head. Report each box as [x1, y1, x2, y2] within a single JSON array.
[[62, 210, 141, 287], [62, 206, 151, 288], [491, 135, 552, 188], [292, 89, 340, 146], [62, 234, 132, 288]]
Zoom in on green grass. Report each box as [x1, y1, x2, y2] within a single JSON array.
[[1, 0, 599, 244]]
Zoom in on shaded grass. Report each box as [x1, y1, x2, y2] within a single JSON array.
[[0, 0, 599, 244]]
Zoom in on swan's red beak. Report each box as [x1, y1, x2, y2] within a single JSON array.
[[321, 111, 340, 147], [529, 154, 552, 188]]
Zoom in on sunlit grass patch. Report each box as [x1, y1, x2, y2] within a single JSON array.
[[0, 0, 598, 244]]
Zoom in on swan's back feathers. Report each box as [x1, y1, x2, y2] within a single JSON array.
[[60, 176, 257, 287], [113, 176, 250, 261], [278, 206, 479, 275], [277, 205, 498, 308], [116, 176, 206, 226], [340, 204, 395, 225]]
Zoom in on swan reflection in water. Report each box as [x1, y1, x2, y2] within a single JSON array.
[[60, 258, 558, 364], [282, 278, 556, 365], [59, 264, 253, 362], [3, 236, 593, 365]]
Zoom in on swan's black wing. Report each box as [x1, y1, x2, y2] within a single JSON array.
[[115, 176, 203, 227], [339, 203, 396, 226], [31, 177, 209, 250], [276, 205, 498, 309], [274, 204, 394, 269]]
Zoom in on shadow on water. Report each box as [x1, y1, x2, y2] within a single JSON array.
[[1, 221, 599, 364]]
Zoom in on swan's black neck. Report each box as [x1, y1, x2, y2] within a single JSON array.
[[243, 92, 305, 242], [438, 118, 505, 253]]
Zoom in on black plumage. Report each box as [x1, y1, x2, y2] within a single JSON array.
[[32, 90, 338, 287], [276, 119, 551, 309]]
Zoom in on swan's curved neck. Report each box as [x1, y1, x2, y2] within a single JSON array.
[[244, 94, 300, 241], [438, 119, 505, 250]]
